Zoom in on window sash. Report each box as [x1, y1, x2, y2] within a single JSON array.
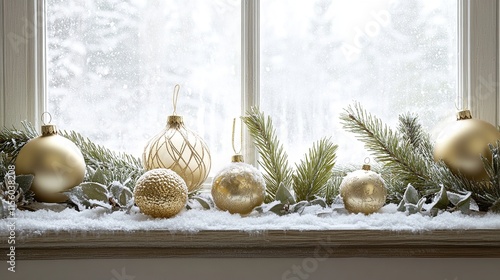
[[1, 0, 498, 159]]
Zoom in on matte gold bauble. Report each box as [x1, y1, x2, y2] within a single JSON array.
[[434, 110, 500, 181], [143, 85, 211, 193], [211, 155, 266, 214], [134, 168, 188, 218], [339, 164, 387, 214], [15, 124, 86, 203]]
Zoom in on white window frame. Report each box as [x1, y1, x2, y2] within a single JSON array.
[[1, 0, 498, 163]]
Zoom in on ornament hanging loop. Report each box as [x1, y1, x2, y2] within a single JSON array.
[[172, 84, 181, 115], [231, 118, 244, 162], [41, 112, 52, 125], [232, 118, 243, 155]]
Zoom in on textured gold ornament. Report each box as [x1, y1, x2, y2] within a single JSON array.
[[134, 168, 188, 218], [15, 116, 86, 203], [434, 110, 500, 181], [143, 85, 211, 193], [211, 118, 265, 214], [339, 162, 387, 214]]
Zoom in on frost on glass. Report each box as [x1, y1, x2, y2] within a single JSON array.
[[261, 0, 457, 164], [47, 0, 241, 173]]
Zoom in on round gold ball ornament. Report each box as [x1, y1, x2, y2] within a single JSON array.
[[434, 110, 500, 181], [212, 155, 266, 214], [15, 114, 86, 203], [134, 168, 188, 218], [339, 160, 387, 214], [143, 85, 211, 193], [211, 119, 266, 214]]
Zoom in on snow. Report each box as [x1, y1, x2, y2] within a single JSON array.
[[2, 203, 500, 235]]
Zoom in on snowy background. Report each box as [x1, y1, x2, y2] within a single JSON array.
[[46, 0, 458, 174]]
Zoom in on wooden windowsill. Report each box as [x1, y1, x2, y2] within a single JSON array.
[[3, 229, 500, 259]]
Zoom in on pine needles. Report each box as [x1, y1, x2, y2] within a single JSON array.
[[241, 107, 293, 202], [397, 113, 434, 160], [340, 102, 500, 212], [242, 107, 337, 203], [60, 130, 143, 189], [0, 121, 39, 163], [293, 138, 337, 201], [0, 122, 143, 190], [340, 102, 436, 194]]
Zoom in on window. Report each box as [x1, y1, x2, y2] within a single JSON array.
[[260, 0, 457, 163], [46, 0, 241, 172], [1, 0, 499, 169]]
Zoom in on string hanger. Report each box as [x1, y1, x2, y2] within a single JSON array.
[[41, 112, 52, 125], [232, 117, 243, 155], [172, 84, 181, 115]]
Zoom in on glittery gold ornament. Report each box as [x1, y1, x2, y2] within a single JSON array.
[[211, 119, 265, 214], [143, 85, 211, 193], [134, 168, 188, 218], [434, 110, 500, 181], [15, 113, 86, 203], [212, 156, 266, 214], [339, 161, 387, 214]]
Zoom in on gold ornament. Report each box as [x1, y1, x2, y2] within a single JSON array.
[[434, 110, 500, 181], [143, 85, 211, 193], [15, 114, 86, 203], [134, 168, 188, 218], [339, 160, 387, 214], [211, 119, 265, 214]]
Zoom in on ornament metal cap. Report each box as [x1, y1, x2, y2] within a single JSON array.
[[231, 154, 244, 162], [167, 115, 184, 127], [362, 157, 371, 170], [40, 112, 57, 136], [456, 110, 472, 120], [41, 124, 58, 136]]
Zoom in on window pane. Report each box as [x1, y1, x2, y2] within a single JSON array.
[[261, 0, 457, 164], [47, 0, 241, 173]]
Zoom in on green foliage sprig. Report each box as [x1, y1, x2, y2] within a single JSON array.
[[0, 121, 144, 212], [340, 102, 500, 212], [0, 122, 38, 163], [241, 107, 294, 202], [242, 107, 338, 204], [340, 102, 437, 194], [60, 130, 143, 190], [293, 138, 337, 201]]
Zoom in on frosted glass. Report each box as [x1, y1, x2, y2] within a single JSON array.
[[46, 0, 241, 173], [261, 0, 458, 164]]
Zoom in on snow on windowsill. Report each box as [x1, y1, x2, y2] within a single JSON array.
[[3, 203, 500, 235]]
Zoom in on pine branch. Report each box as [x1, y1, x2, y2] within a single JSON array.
[[0, 121, 39, 163], [293, 138, 337, 201], [470, 142, 500, 210], [60, 130, 143, 190], [241, 107, 293, 202], [340, 103, 500, 211], [0, 122, 143, 191], [340, 103, 437, 193], [398, 113, 434, 160]]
